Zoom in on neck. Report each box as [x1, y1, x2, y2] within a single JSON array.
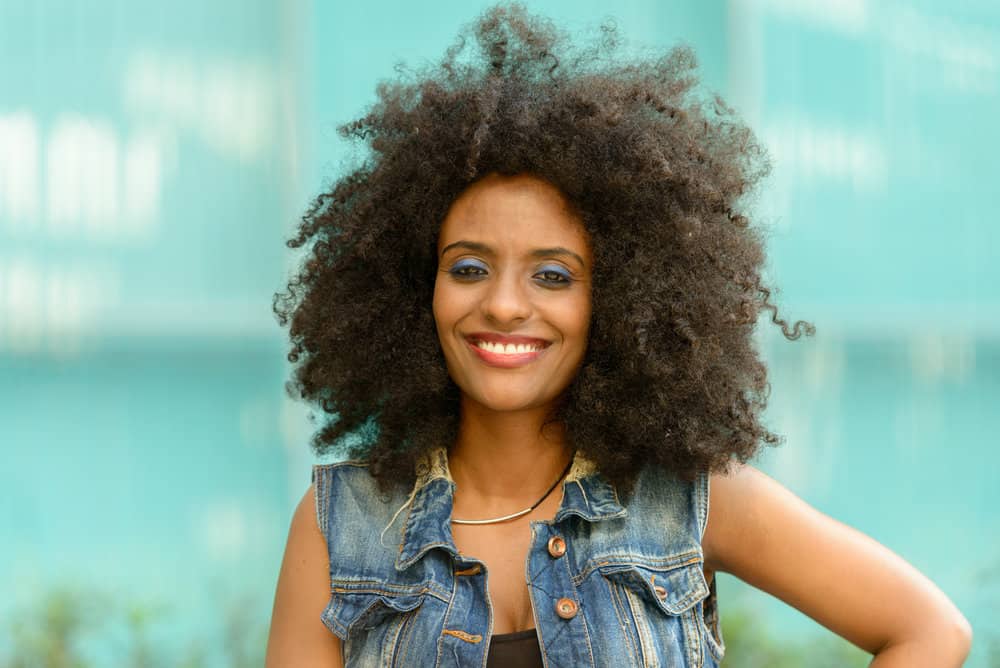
[[448, 397, 573, 511]]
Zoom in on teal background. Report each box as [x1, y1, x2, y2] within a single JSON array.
[[1, 0, 997, 665]]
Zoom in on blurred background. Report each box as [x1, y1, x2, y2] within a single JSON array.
[[0, 0, 996, 666]]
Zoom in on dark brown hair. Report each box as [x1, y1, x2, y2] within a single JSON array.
[[273, 3, 814, 495]]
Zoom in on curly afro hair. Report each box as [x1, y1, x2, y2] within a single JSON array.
[[273, 3, 814, 496]]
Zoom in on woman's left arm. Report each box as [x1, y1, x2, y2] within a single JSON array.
[[703, 463, 973, 667]]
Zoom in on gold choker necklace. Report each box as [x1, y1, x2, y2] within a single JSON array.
[[450, 458, 574, 525]]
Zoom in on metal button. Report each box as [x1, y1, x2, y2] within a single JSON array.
[[555, 597, 578, 619], [547, 536, 566, 558]]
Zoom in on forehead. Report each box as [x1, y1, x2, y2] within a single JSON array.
[[438, 173, 590, 252]]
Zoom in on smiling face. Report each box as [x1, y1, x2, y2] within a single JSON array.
[[433, 173, 593, 416]]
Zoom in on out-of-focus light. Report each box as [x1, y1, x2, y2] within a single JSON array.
[[766, 119, 888, 192], [884, 6, 998, 95], [1, 111, 167, 245], [909, 333, 976, 384], [123, 51, 276, 164], [0, 257, 121, 355], [46, 115, 121, 236], [0, 111, 40, 227], [199, 501, 248, 563], [758, 0, 869, 35]]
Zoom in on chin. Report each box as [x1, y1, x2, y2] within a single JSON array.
[[466, 387, 552, 413]]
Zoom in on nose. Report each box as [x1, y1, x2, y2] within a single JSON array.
[[480, 270, 532, 325]]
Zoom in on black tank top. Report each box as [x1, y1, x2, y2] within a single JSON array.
[[486, 628, 543, 667]]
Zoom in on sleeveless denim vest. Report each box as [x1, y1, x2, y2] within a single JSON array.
[[312, 448, 725, 667]]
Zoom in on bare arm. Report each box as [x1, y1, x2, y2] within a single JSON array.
[[265, 484, 344, 668], [703, 464, 972, 667]]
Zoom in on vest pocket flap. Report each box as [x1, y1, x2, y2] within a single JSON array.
[[322, 587, 426, 636], [599, 560, 709, 615]]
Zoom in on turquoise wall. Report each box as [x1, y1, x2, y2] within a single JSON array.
[[1, 1, 997, 665]]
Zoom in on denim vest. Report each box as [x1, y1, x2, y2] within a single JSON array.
[[312, 447, 725, 667]]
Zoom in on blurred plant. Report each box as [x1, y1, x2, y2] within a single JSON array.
[[6, 583, 934, 667], [1, 585, 267, 668], [3, 587, 96, 668], [720, 606, 870, 668], [121, 599, 170, 668], [219, 593, 267, 668]]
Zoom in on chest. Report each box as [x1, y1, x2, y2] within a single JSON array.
[[318, 463, 724, 666], [450, 490, 565, 635], [451, 520, 536, 634]]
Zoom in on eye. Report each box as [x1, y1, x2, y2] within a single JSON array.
[[448, 259, 487, 279], [535, 266, 572, 286]]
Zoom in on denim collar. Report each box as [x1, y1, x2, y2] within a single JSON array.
[[395, 447, 627, 571]]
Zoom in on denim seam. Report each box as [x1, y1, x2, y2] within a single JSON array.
[[623, 585, 657, 667], [433, 561, 461, 668], [312, 465, 330, 539], [391, 608, 422, 666], [572, 552, 703, 585], [398, 540, 456, 572], [697, 471, 709, 541], [662, 566, 709, 615], [331, 584, 450, 605], [321, 596, 348, 639], [683, 602, 703, 668], [605, 575, 640, 666]]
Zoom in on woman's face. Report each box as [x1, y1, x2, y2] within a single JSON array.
[[433, 173, 593, 415]]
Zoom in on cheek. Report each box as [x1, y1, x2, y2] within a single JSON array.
[[432, 279, 461, 339], [562, 294, 592, 340], [432, 285, 446, 336]]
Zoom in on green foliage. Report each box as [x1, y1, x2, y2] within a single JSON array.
[[0, 586, 267, 668], [4, 588, 95, 668], [720, 607, 871, 668], [15, 584, 983, 666]]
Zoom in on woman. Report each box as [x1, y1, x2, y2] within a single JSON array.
[[266, 5, 972, 666]]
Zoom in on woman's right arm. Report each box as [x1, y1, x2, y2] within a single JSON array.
[[265, 483, 344, 667]]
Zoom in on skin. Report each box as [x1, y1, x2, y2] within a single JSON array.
[[433, 173, 593, 635], [265, 173, 972, 667]]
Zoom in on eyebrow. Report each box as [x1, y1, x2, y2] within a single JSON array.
[[440, 240, 587, 269]]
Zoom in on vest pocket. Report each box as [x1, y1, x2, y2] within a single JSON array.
[[599, 560, 713, 668], [321, 588, 426, 667]]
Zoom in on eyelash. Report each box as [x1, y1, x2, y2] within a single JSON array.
[[448, 262, 572, 285]]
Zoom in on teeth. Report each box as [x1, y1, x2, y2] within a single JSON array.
[[475, 340, 545, 354]]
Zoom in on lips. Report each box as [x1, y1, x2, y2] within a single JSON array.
[[462, 332, 551, 368], [465, 332, 551, 347]]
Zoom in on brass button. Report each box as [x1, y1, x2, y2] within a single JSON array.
[[555, 597, 578, 619], [547, 536, 566, 558], [653, 585, 667, 600]]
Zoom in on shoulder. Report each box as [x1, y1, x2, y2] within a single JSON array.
[[311, 460, 377, 533], [265, 483, 344, 666], [311, 459, 411, 527], [701, 462, 788, 571], [311, 459, 426, 575], [605, 464, 709, 557]]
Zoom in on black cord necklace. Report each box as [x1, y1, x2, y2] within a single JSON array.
[[450, 457, 575, 525]]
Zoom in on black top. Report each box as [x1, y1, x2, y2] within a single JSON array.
[[486, 628, 543, 667]]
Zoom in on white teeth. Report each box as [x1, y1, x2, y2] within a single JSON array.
[[474, 340, 544, 354]]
